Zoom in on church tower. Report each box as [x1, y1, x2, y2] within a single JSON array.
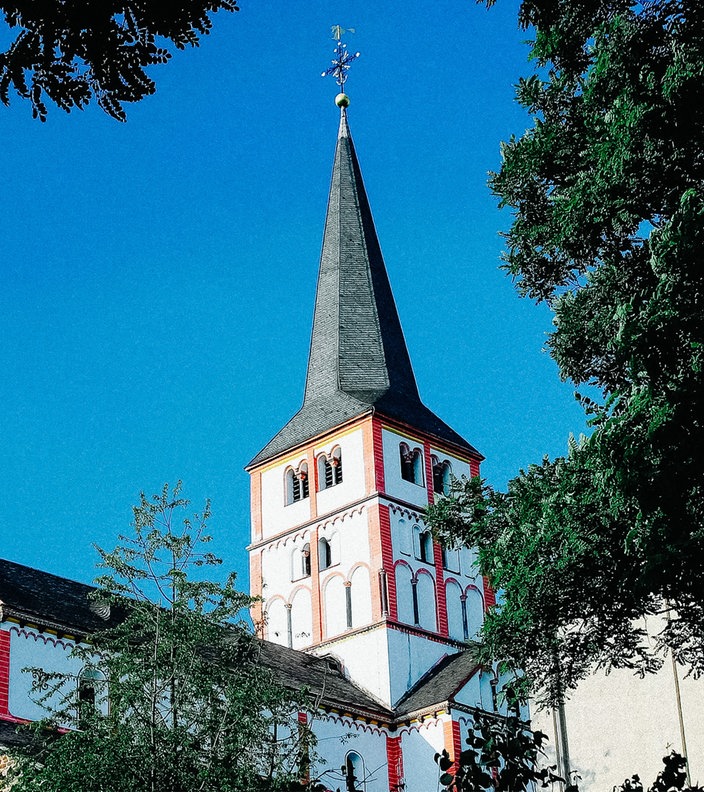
[[247, 96, 487, 708]]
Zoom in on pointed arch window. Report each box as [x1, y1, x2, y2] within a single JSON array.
[[400, 443, 424, 486]]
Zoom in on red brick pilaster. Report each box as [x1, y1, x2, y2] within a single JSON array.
[[482, 577, 496, 610], [424, 439, 434, 505], [443, 718, 462, 768], [0, 630, 9, 718], [297, 711, 310, 784], [372, 418, 386, 493], [378, 504, 397, 620], [434, 543, 449, 637], [310, 527, 323, 643], [307, 447, 317, 521], [386, 735, 404, 792], [249, 550, 264, 636], [250, 470, 263, 543]]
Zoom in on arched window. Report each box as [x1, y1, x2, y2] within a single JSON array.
[[412, 449, 424, 485], [285, 468, 296, 505], [433, 459, 452, 496], [331, 447, 343, 485], [345, 751, 365, 792], [400, 444, 424, 485], [318, 448, 343, 491], [286, 464, 309, 505], [299, 463, 309, 499], [78, 666, 105, 724], [418, 530, 433, 564], [301, 543, 311, 578], [318, 537, 332, 570], [399, 443, 414, 482]]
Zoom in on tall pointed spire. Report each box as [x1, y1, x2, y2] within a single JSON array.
[[249, 105, 475, 467], [303, 107, 420, 406]]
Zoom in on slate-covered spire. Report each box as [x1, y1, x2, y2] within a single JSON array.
[[249, 107, 476, 467], [304, 108, 420, 406]]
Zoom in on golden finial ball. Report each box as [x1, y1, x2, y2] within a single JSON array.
[[335, 93, 350, 108]]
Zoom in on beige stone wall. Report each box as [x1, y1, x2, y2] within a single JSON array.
[[531, 663, 704, 791]]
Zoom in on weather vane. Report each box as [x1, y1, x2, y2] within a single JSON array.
[[322, 25, 360, 106]]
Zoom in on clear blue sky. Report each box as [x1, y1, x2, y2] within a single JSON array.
[[0, 1, 589, 589]]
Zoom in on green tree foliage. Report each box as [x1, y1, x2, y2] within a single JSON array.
[[10, 483, 307, 792], [0, 2, 238, 121], [615, 752, 702, 792], [429, 0, 704, 702], [434, 712, 562, 792]]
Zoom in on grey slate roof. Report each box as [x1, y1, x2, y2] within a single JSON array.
[[394, 649, 480, 717], [0, 559, 478, 731], [249, 110, 478, 467], [254, 640, 393, 721], [0, 719, 31, 748], [0, 558, 115, 637]]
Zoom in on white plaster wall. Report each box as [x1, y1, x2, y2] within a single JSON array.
[[453, 673, 483, 710], [387, 629, 452, 706], [401, 718, 449, 792], [320, 507, 369, 572], [445, 579, 465, 642], [459, 546, 479, 578], [465, 586, 485, 641], [349, 566, 372, 628], [311, 627, 392, 706], [531, 664, 704, 791], [265, 598, 288, 646], [381, 429, 428, 507], [260, 455, 311, 539], [315, 428, 366, 517], [260, 529, 313, 607], [393, 516, 414, 557], [309, 714, 390, 792], [323, 575, 347, 639], [395, 564, 415, 626], [8, 627, 85, 723], [415, 573, 437, 632], [290, 587, 313, 649]]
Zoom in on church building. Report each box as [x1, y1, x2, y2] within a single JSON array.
[[0, 91, 509, 791]]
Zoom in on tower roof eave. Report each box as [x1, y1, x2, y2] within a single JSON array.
[[247, 391, 480, 469]]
